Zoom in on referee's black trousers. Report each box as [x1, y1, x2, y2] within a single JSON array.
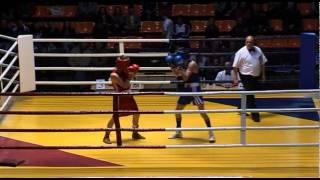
[[239, 73, 260, 119]]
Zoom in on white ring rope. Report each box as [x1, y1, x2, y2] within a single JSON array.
[[2, 63, 19, 70], [0, 55, 18, 80], [164, 108, 320, 114], [34, 52, 168, 57], [35, 67, 170, 71], [2, 70, 19, 93], [33, 38, 170, 43], [166, 143, 318, 148], [165, 126, 319, 131], [0, 34, 17, 41], [0, 41, 17, 65], [0, 49, 16, 56], [164, 89, 320, 96], [0, 84, 19, 111], [36, 80, 171, 85]]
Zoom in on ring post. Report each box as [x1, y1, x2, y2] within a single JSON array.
[[299, 33, 317, 89], [113, 94, 122, 146], [240, 94, 247, 145], [17, 35, 35, 92]]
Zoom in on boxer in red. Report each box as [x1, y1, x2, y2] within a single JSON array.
[[103, 56, 145, 144]]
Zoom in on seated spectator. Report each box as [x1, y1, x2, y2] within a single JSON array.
[[111, 6, 126, 35], [68, 42, 93, 91], [250, 3, 271, 35], [173, 16, 190, 39], [48, 6, 64, 17], [282, 2, 301, 34], [124, 7, 141, 34], [61, 21, 76, 52], [205, 17, 219, 51], [158, 1, 172, 18], [233, 2, 252, 22], [78, 1, 97, 19], [141, 0, 157, 20], [94, 7, 113, 38], [196, 55, 210, 81], [215, 61, 242, 89], [16, 20, 30, 35], [267, 2, 285, 18], [231, 17, 250, 37], [213, 2, 228, 18]]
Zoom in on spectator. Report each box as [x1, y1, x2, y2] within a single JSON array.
[[162, 15, 174, 39], [61, 21, 76, 52], [111, 6, 126, 35], [68, 42, 93, 91], [282, 2, 301, 34], [205, 17, 219, 51], [215, 61, 242, 89], [124, 7, 141, 35], [162, 15, 174, 51], [93, 7, 113, 38], [173, 16, 190, 39], [141, 0, 156, 20], [78, 1, 97, 19]]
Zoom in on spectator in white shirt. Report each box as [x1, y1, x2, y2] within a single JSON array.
[[215, 61, 242, 89]]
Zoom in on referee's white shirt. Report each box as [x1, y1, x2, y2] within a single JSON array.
[[232, 46, 268, 77]]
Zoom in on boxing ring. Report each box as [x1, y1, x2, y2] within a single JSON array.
[[0, 34, 318, 178]]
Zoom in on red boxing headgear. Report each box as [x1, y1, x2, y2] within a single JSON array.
[[116, 56, 131, 72]]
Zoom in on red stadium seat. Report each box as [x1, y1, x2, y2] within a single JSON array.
[[302, 19, 318, 31], [272, 39, 288, 48], [297, 3, 312, 16], [172, 4, 190, 16], [106, 36, 120, 49], [189, 4, 203, 16], [51, 22, 64, 30], [140, 21, 162, 33], [191, 21, 207, 32], [286, 38, 300, 48], [215, 20, 236, 32], [63, 6, 78, 17], [124, 37, 142, 49], [134, 4, 143, 16], [256, 39, 273, 48], [270, 19, 283, 32], [72, 22, 95, 34], [189, 4, 215, 17], [204, 4, 215, 16], [189, 36, 205, 49], [32, 6, 50, 17]]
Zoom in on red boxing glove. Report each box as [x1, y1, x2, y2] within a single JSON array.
[[127, 65, 135, 72], [128, 64, 140, 72], [127, 65, 135, 79], [131, 64, 140, 72]]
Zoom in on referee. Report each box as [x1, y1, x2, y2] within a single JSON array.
[[232, 35, 267, 122]]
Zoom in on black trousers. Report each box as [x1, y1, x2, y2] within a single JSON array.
[[239, 73, 260, 114]]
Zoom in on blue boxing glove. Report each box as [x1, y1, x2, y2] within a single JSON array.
[[165, 54, 175, 67], [174, 55, 185, 68]]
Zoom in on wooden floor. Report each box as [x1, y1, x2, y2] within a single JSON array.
[[0, 94, 319, 178]]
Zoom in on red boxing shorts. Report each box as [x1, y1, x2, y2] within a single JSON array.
[[116, 95, 138, 117]]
